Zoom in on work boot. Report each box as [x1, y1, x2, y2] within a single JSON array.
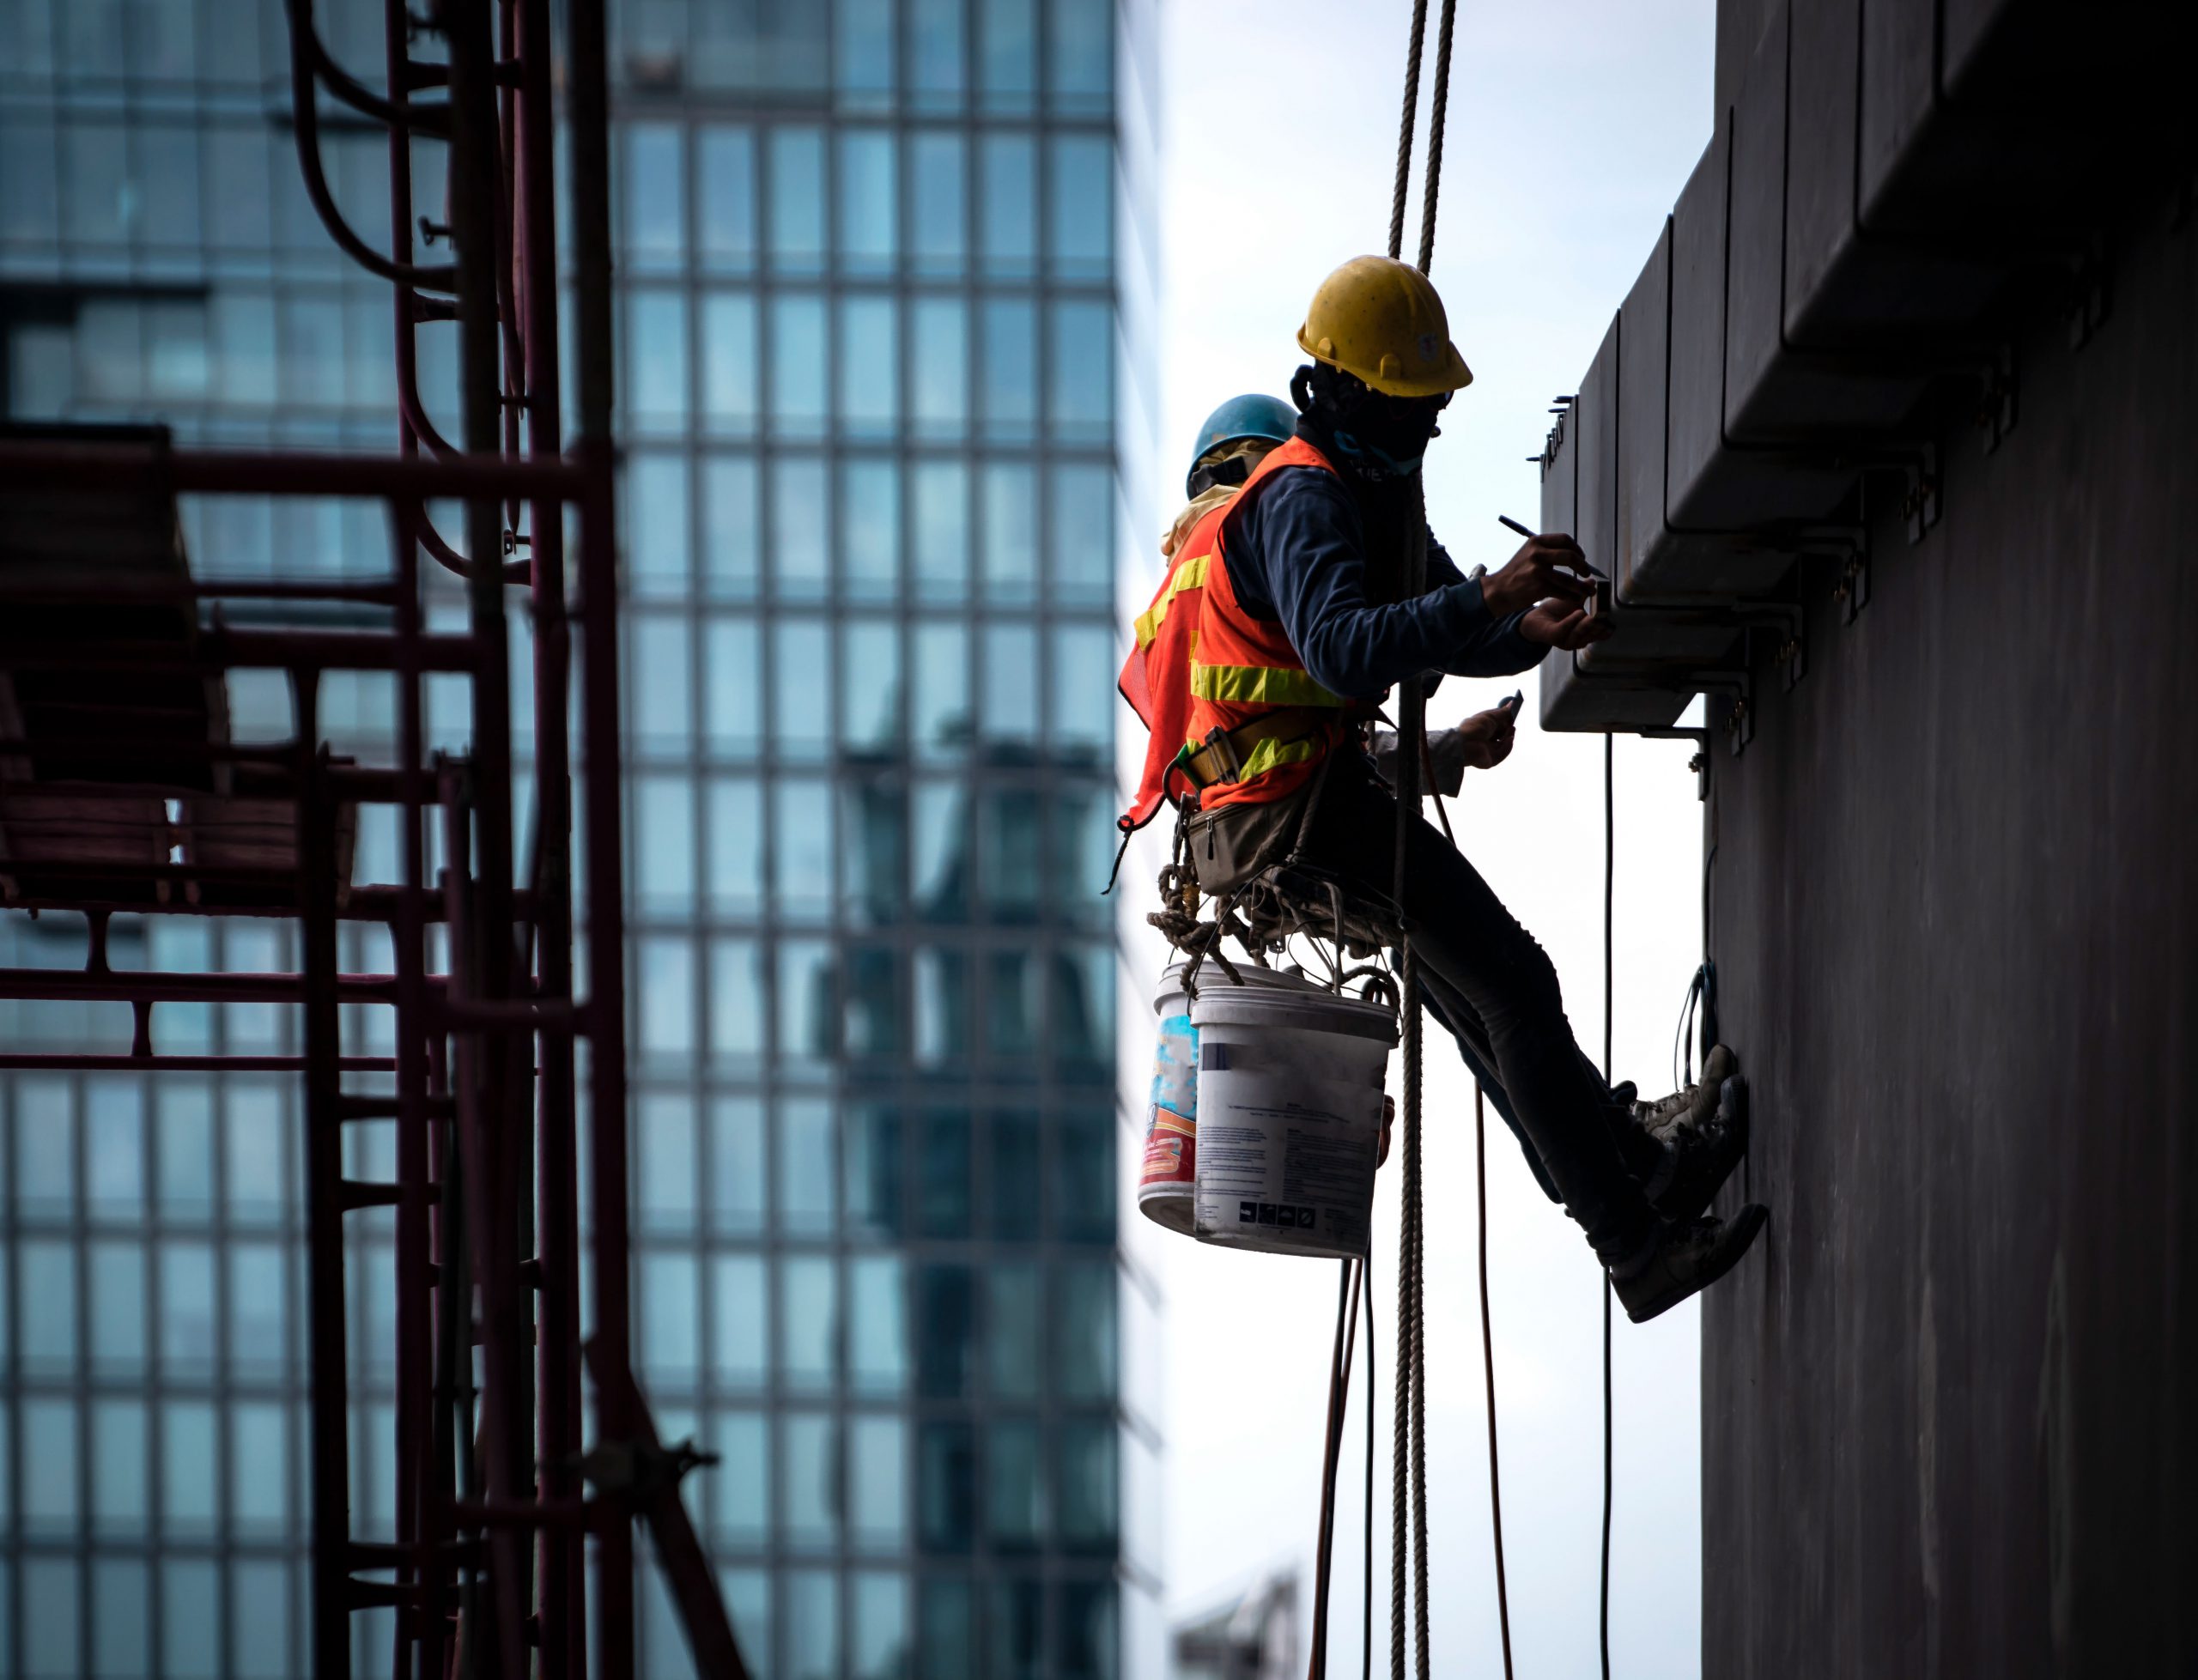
[[1610, 1204, 1768, 1324], [1634, 1044, 1737, 1143], [1650, 1074, 1749, 1223]]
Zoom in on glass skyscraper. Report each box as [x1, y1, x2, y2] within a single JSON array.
[[0, 0, 1157, 1675]]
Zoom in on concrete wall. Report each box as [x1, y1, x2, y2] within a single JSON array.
[[1701, 193, 2198, 1673]]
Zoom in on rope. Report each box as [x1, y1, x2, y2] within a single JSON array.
[[1600, 731, 1615, 1680], [1311, 1258, 1365, 1678], [1416, 0, 1460, 274], [1476, 1084, 1515, 1677], [1363, 1246, 1376, 1680], [1387, 0, 1431, 262]]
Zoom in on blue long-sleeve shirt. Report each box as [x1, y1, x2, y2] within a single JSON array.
[[1221, 464, 1543, 701]]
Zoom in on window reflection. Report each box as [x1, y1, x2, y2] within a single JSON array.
[[848, 1252, 908, 1392], [637, 935, 696, 1059], [1057, 1421, 1118, 1548], [782, 1416, 839, 1550], [1048, 135, 1112, 279], [162, 1402, 217, 1537], [157, 1080, 215, 1218], [1051, 783, 1114, 923], [1049, 0, 1114, 107], [768, 128, 827, 272], [993, 1578, 1046, 1680], [769, 294, 829, 438], [1053, 943, 1115, 1077], [1047, 462, 1114, 606], [635, 774, 695, 915], [22, 1398, 78, 1532], [780, 1254, 838, 1391], [1051, 624, 1116, 761], [709, 1096, 768, 1234], [987, 1264, 1042, 1398], [981, 297, 1037, 436], [777, 1095, 836, 1232], [1050, 300, 1113, 444], [842, 458, 901, 603], [987, 1420, 1046, 1549], [85, 1078, 142, 1219], [912, 781, 972, 920], [983, 788, 1042, 922], [838, 0, 896, 100], [637, 1092, 698, 1232], [981, 460, 1037, 602], [628, 452, 692, 597], [909, 133, 966, 273], [710, 1409, 770, 1546], [911, 460, 969, 602], [710, 1254, 768, 1387], [159, 1241, 216, 1379], [918, 1108, 972, 1236], [850, 1414, 908, 1552], [785, 1567, 841, 1680], [909, 297, 968, 440], [710, 937, 767, 1062], [702, 293, 760, 435], [853, 1573, 912, 1680], [630, 615, 694, 754], [839, 295, 900, 437], [773, 618, 834, 760], [840, 773, 903, 916], [22, 1556, 79, 1674], [991, 1109, 1041, 1238], [979, 0, 1037, 110], [909, 0, 966, 106], [704, 617, 762, 756], [920, 1576, 975, 1677], [915, 1264, 975, 1398], [1055, 1261, 1117, 1399], [90, 1398, 147, 1536], [1059, 1579, 1120, 1680], [707, 775, 764, 918], [774, 776, 835, 918], [625, 123, 685, 270], [698, 125, 757, 271], [845, 1107, 904, 1241], [847, 944, 901, 1058], [981, 623, 1039, 748], [627, 289, 689, 433], [912, 623, 971, 758], [839, 130, 897, 272], [703, 456, 762, 597], [231, 1400, 288, 1537], [913, 944, 970, 1070], [918, 1422, 976, 1553]]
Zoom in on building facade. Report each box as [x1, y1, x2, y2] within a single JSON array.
[[0, 0, 1157, 1674]]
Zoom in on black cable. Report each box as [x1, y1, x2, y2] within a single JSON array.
[[1600, 730, 1614, 1680]]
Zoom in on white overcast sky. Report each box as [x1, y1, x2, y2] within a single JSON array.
[[1118, 3, 1721, 1676]]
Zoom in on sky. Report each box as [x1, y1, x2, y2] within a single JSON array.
[[1117, 2, 1723, 1675]]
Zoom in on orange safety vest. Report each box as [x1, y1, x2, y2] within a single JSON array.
[[1117, 435, 1357, 832]]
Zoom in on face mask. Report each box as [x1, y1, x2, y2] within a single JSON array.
[[1296, 364, 1445, 480]]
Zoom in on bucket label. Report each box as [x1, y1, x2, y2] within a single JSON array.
[[1193, 1071, 1380, 1256], [1149, 1013, 1197, 1121]]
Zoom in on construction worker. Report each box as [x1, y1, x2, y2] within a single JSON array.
[[1122, 258, 1763, 1321]]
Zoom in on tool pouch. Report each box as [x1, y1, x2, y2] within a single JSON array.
[[1184, 786, 1314, 895]]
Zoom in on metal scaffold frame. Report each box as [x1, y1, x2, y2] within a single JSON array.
[[0, 0, 743, 1674]]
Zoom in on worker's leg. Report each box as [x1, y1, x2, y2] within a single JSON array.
[[1299, 762, 1660, 1264]]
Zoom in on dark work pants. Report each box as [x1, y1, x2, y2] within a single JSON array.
[[1292, 761, 1661, 1260]]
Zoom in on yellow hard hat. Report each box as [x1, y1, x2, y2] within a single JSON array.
[[1296, 256, 1473, 398]]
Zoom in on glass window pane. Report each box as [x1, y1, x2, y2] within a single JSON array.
[[916, 1264, 975, 1398], [838, 295, 899, 437], [988, 1265, 1041, 1398], [918, 1108, 972, 1236], [991, 1579, 1044, 1680], [22, 1398, 78, 1531], [93, 1556, 150, 1679], [638, 936, 696, 1058], [230, 1243, 285, 1382], [88, 1239, 145, 1375], [162, 1558, 221, 1678], [1050, 299, 1113, 443], [91, 1398, 148, 1535], [708, 1096, 767, 1234], [772, 456, 831, 598], [979, 0, 1036, 107], [981, 624, 1038, 748], [641, 1250, 700, 1383], [227, 1085, 284, 1224], [911, 461, 968, 602], [18, 1240, 76, 1374], [1057, 1420, 1118, 1547], [848, 1252, 908, 1392], [1055, 943, 1114, 1077], [920, 1577, 975, 1678], [703, 455, 761, 597], [777, 1095, 835, 1232], [632, 616, 694, 753], [22, 1556, 80, 1677], [707, 775, 764, 917], [852, 949, 901, 1063], [710, 1410, 770, 1545], [1058, 1580, 1119, 1680], [782, 1418, 839, 1550], [701, 292, 760, 435], [841, 620, 902, 755], [162, 1402, 217, 1537], [986, 1420, 1045, 1548], [981, 460, 1036, 601], [704, 617, 762, 755], [912, 625, 970, 759], [1048, 135, 1111, 279], [914, 944, 971, 1070], [837, 130, 896, 272], [1055, 1260, 1117, 1398], [231, 1559, 291, 1678], [231, 1400, 288, 1535], [981, 298, 1036, 436], [909, 297, 968, 440], [628, 452, 692, 597], [625, 122, 685, 270], [780, 1255, 837, 1391], [918, 1422, 976, 1553], [773, 619, 833, 759], [909, 132, 965, 275], [912, 783, 971, 920], [635, 775, 696, 916], [1048, 0, 1113, 106], [991, 1108, 1041, 1237], [910, 0, 965, 104], [85, 1078, 143, 1218], [1050, 623, 1116, 757], [979, 136, 1035, 276], [1047, 462, 1114, 607], [774, 776, 835, 919], [842, 458, 901, 603], [711, 937, 767, 1062], [627, 289, 689, 433], [710, 1254, 768, 1387], [836, 0, 896, 99], [846, 1107, 903, 1241], [15, 1075, 75, 1216], [850, 1416, 908, 1552], [769, 294, 828, 437], [638, 1092, 698, 1232], [157, 1080, 213, 1216], [853, 1573, 912, 1680], [768, 128, 826, 273], [698, 125, 756, 271]]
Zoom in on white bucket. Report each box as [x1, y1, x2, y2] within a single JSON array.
[[1189, 979, 1398, 1258], [1138, 961, 1327, 1237]]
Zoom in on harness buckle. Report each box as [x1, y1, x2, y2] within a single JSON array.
[[1199, 725, 1243, 785]]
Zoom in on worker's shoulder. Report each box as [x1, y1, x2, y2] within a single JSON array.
[[1229, 458, 1357, 547]]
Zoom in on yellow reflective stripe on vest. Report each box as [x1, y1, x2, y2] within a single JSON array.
[[1133, 552, 1211, 651], [1187, 661, 1346, 707], [1178, 729, 1328, 785]]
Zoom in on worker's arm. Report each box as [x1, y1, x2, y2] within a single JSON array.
[[1228, 470, 1539, 699]]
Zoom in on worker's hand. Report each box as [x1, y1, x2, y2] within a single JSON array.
[[1520, 598, 1614, 650], [1481, 532, 1594, 618], [1450, 702, 1519, 770]]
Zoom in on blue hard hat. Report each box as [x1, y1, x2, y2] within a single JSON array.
[[1186, 393, 1300, 495]]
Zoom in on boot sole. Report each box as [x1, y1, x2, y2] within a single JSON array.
[[1622, 1202, 1769, 1325]]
